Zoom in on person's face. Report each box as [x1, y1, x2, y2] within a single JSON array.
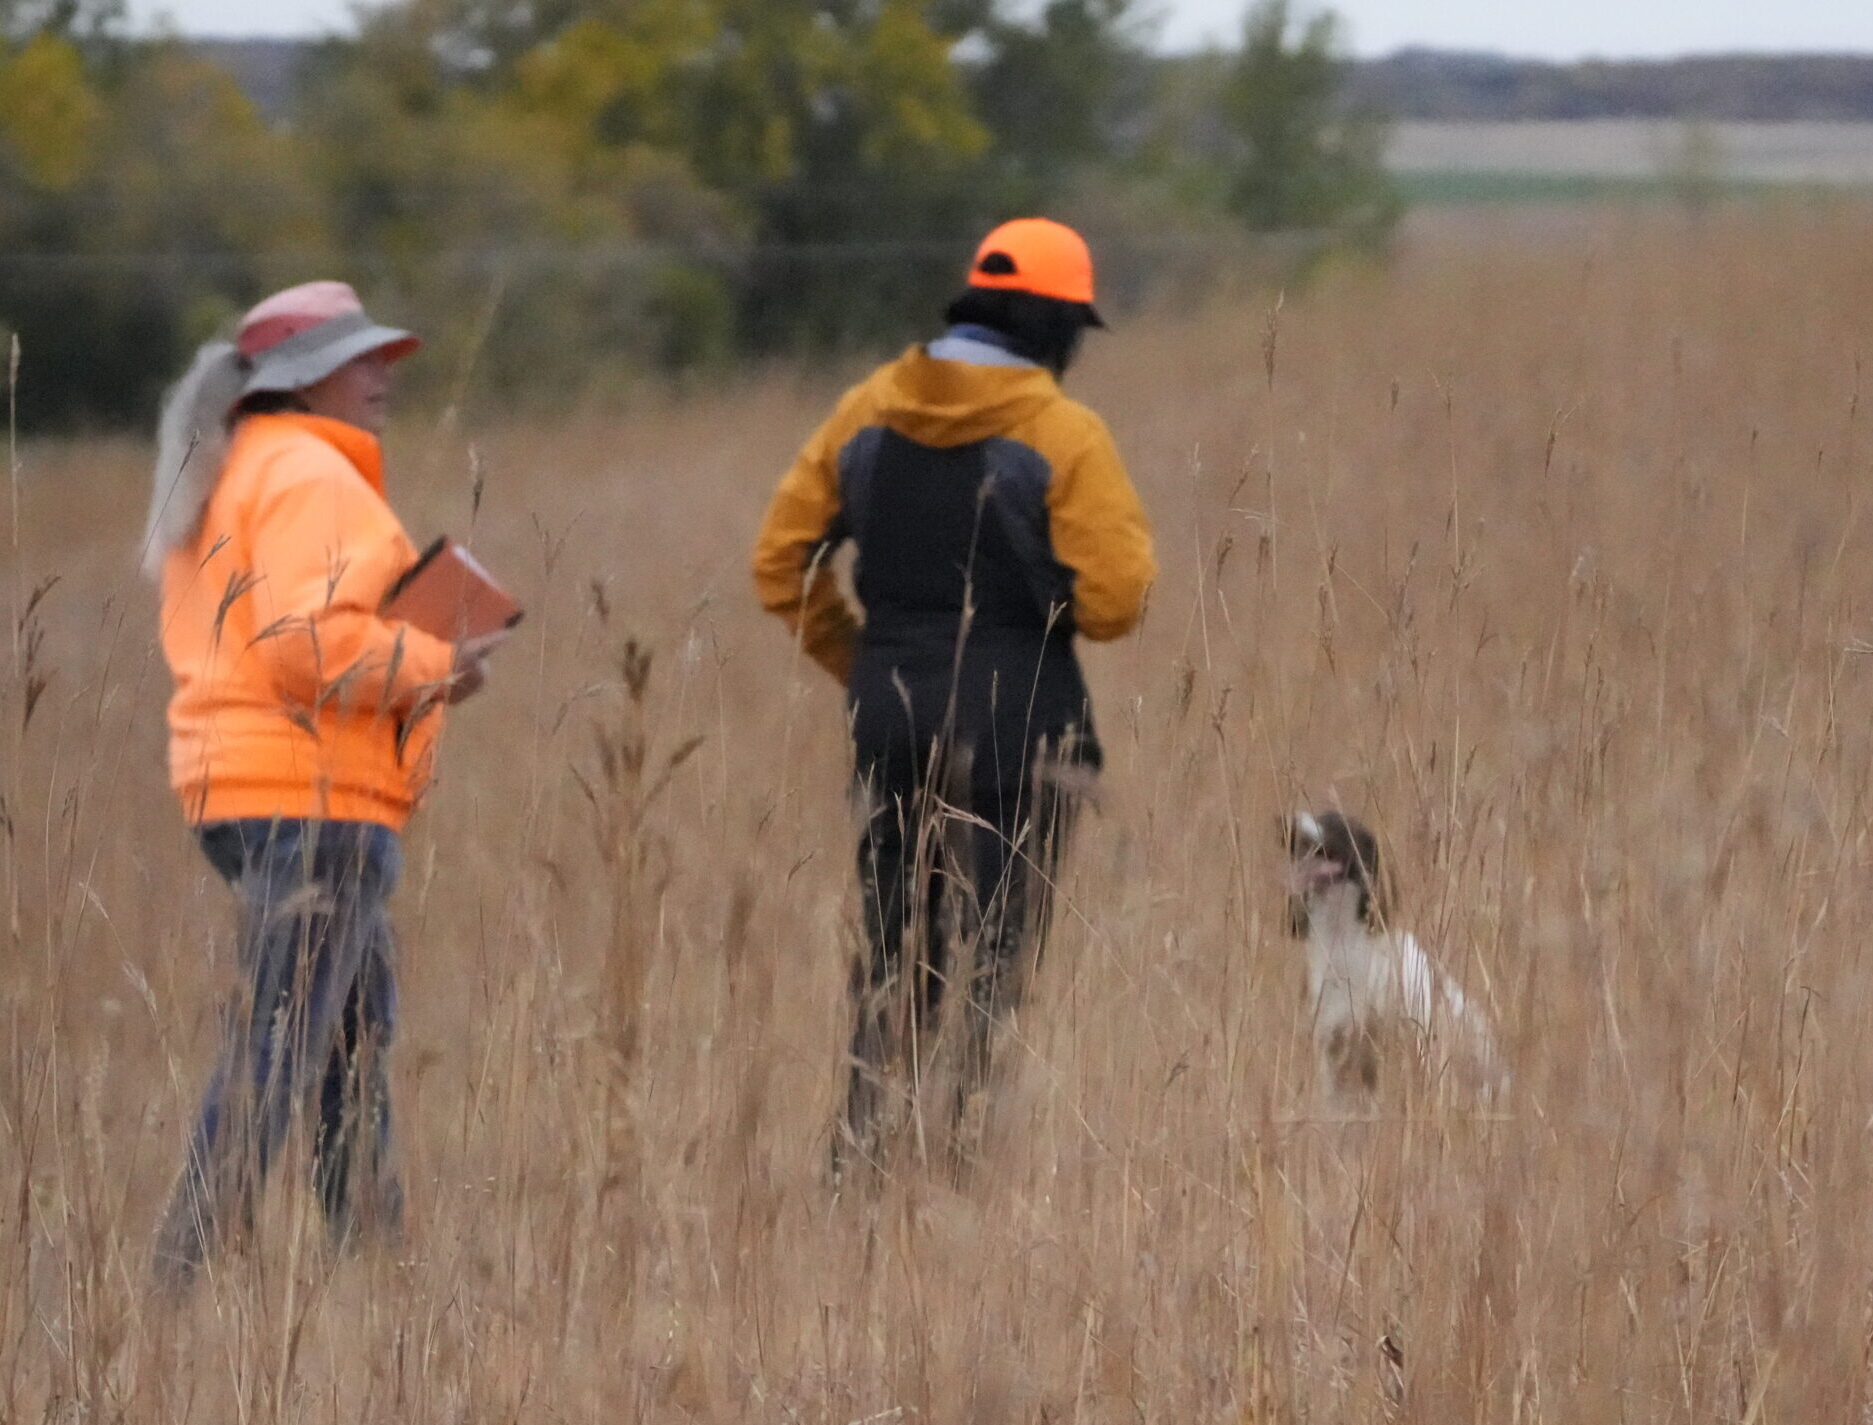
[[300, 348, 396, 433]]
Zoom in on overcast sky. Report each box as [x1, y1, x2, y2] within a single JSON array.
[[129, 0, 1873, 60]]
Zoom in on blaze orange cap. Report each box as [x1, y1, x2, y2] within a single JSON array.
[[968, 218, 1103, 322]]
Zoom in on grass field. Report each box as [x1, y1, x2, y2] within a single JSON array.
[[7, 203, 1873, 1421]]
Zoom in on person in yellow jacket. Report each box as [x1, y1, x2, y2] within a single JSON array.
[[142, 281, 501, 1288], [752, 219, 1156, 1173]]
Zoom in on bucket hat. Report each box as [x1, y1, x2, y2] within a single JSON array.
[[237, 281, 421, 399], [967, 218, 1104, 327]]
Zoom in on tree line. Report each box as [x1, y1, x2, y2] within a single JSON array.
[[1347, 49, 1873, 124], [0, 0, 1397, 430]]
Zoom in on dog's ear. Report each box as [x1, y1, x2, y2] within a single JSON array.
[[1345, 820, 1391, 930], [1280, 810, 1322, 855], [1357, 878, 1387, 930]]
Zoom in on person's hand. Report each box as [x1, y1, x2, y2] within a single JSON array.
[[445, 629, 508, 705], [458, 628, 513, 663], [445, 656, 488, 705]]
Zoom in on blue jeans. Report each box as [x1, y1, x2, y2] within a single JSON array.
[[154, 819, 403, 1286]]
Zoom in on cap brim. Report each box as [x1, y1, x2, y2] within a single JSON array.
[[242, 317, 421, 398]]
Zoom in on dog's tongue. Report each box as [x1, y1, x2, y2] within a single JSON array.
[[1285, 857, 1341, 897]]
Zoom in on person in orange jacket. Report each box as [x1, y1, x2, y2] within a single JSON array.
[[142, 281, 501, 1287], [753, 219, 1156, 1173]]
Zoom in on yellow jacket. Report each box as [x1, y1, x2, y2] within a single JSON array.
[[752, 345, 1155, 682], [160, 413, 455, 829]]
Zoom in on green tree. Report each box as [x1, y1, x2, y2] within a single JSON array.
[[0, 38, 322, 426], [972, 0, 1147, 196], [702, 0, 992, 349], [1662, 119, 1728, 212], [1219, 0, 1398, 240]]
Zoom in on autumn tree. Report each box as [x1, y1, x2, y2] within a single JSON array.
[[0, 0, 1410, 428], [345, 0, 995, 353], [0, 0, 122, 43]]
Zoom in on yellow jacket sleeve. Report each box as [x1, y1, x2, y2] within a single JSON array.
[[248, 452, 456, 715], [751, 401, 863, 684], [1046, 413, 1156, 640]]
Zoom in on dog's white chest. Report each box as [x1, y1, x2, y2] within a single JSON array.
[[1307, 925, 1408, 1027], [1302, 888, 1407, 1025], [1303, 920, 1504, 1102]]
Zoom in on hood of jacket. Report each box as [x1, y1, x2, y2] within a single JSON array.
[[868, 344, 1060, 448]]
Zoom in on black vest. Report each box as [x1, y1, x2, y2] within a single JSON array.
[[833, 425, 1098, 791]]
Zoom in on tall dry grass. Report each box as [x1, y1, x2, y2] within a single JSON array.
[[5, 204, 1873, 1422]]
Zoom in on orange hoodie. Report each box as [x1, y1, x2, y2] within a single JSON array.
[[159, 414, 456, 829]]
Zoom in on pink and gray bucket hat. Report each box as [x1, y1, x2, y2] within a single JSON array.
[[236, 281, 421, 398]]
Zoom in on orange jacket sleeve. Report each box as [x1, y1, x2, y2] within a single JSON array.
[[751, 395, 864, 684], [246, 452, 456, 715], [1046, 411, 1157, 640]]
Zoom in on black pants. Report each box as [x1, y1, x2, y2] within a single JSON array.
[[839, 746, 1077, 1170]]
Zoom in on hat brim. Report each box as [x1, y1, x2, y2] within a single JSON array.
[[242, 313, 422, 398], [962, 279, 1107, 331]]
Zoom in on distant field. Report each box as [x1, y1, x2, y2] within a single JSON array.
[[1391, 120, 1873, 200]]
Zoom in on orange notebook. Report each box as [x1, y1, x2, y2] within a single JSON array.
[[382, 537, 523, 642]]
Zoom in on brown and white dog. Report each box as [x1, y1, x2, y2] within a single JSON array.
[[1282, 810, 1508, 1109]]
